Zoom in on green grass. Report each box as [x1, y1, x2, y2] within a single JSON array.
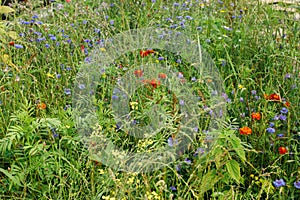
[[0, 0, 299, 199]]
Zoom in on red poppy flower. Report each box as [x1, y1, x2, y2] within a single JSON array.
[[158, 73, 167, 79], [284, 101, 290, 107], [80, 45, 85, 53], [265, 93, 281, 101], [9, 41, 15, 46], [139, 49, 155, 57], [239, 126, 252, 135], [251, 112, 261, 120], [149, 79, 161, 89], [279, 147, 288, 155], [134, 70, 143, 77], [37, 102, 47, 110], [147, 49, 155, 54], [140, 50, 149, 57], [142, 79, 161, 89]]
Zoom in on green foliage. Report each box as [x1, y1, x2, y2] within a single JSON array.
[[0, 0, 299, 199]]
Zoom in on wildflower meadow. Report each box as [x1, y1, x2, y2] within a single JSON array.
[[0, 0, 299, 199]]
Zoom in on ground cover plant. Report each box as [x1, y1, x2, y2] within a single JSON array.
[[0, 0, 299, 199]]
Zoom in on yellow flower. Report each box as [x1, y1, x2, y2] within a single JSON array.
[[220, 10, 226, 13], [238, 84, 244, 89], [100, 48, 106, 52], [127, 177, 134, 184], [130, 101, 138, 110], [46, 73, 55, 78]]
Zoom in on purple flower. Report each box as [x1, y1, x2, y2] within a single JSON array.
[[266, 127, 275, 133], [277, 134, 284, 137], [294, 181, 300, 189], [175, 165, 180, 171], [170, 186, 176, 191], [279, 114, 287, 121], [112, 95, 118, 100], [173, 3, 180, 6], [168, 137, 178, 147], [280, 107, 288, 114], [14, 44, 23, 49], [269, 122, 275, 127], [185, 15, 193, 20], [45, 44, 50, 48], [251, 90, 257, 95], [273, 179, 285, 188], [184, 158, 191, 164], [158, 57, 164, 60], [64, 88, 71, 95], [56, 74, 61, 78], [239, 97, 244, 102], [179, 100, 184, 105], [78, 84, 85, 90], [110, 20, 114, 25], [194, 148, 205, 156], [178, 72, 184, 78], [285, 73, 291, 79]]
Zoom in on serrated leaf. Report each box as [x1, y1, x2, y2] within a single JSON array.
[[225, 160, 241, 184], [228, 135, 246, 162], [0, 6, 15, 14]]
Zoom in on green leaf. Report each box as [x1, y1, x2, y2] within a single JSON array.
[[0, 168, 22, 187], [225, 160, 241, 184], [199, 169, 222, 195], [0, 6, 15, 14], [228, 135, 246, 162]]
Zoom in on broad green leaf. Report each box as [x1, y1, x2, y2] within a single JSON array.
[[0, 6, 15, 14], [0, 168, 22, 187], [228, 135, 246, 162], [225, 159, 241, 184]]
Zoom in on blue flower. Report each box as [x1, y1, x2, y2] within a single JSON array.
[[64, 88, 71, 95], [167, 137, 178, 147], [279, 114, 287, 121], [277, 134, 284, 137], [184, 158, 191, 164], [179, 100, 184, 106], [266, 127, 275, 133], [194, 148, 205, 156], [14, 44, 23, 49], [280, 107, 288, 114], [170, 186, 176, 191], [78, 84, 85, 90], [273, 179, 285, 188], [294, 181, 300, 189], [50, 36, 57, 41], [269, 122, 275, 127]]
